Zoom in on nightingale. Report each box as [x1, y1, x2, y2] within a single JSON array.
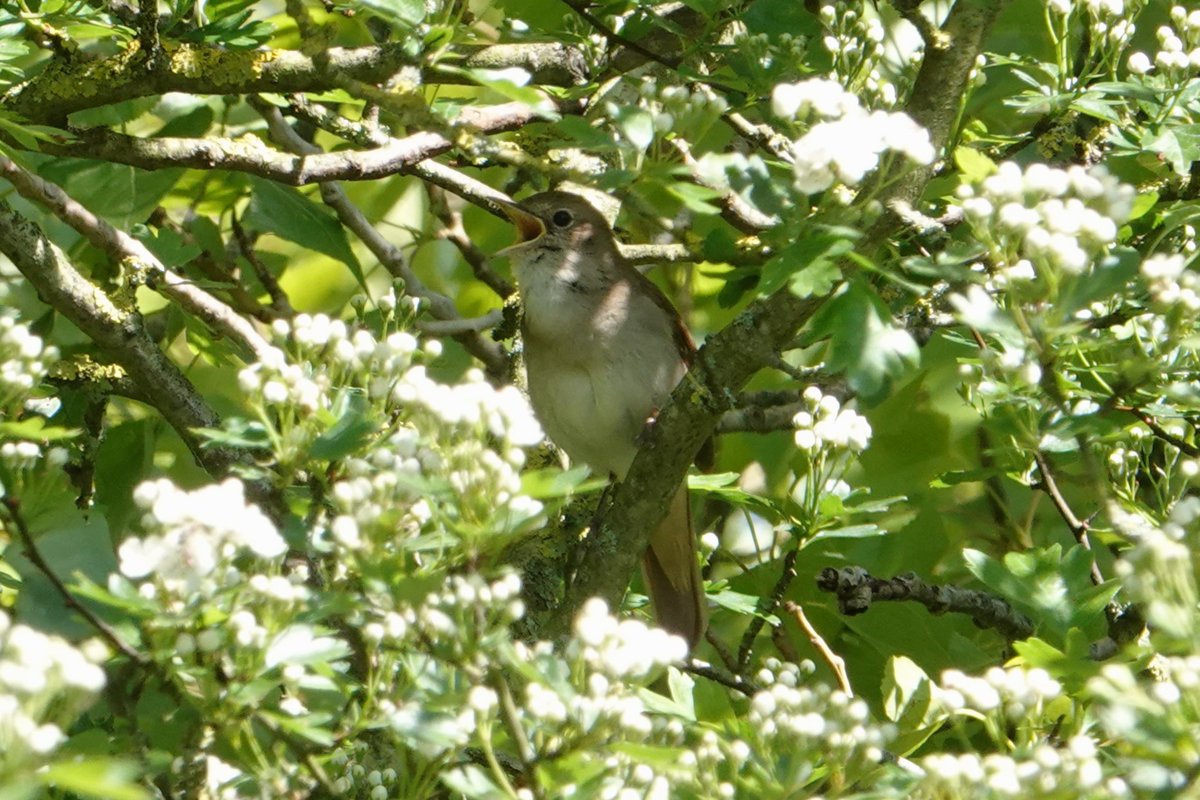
[[498, 190, 707, 649]]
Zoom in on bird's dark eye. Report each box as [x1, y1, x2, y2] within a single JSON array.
[[552, 209, 573, 228]]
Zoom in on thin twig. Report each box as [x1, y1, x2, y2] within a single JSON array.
[[231, 214, 294, 317], [683, 660, 759, 697], [783, 601, 853, 697], [252, 101, 511, 380], [426, 185, 514, 298], [1123, 407, 1199, 457], [1, 496, 148, 664], [737, 548, 798, 669], [704, 628, 740, 673], [1033, 451, 1104, 586], [417, 311, 504, 335]]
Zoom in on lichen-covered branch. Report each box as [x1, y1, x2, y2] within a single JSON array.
[[5, 41, 585, 124], [41, 99, 562, 185], [0, 200, 238, 476]]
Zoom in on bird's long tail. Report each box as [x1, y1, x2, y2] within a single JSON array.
[[641, 483, 707, 650]]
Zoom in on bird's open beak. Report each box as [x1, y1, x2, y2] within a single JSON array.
[[496, 199, 546, 244]]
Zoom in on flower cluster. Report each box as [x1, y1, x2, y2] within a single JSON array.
[[116, 478, 286, 600], [1048, 0, 1135, 52], [813, 3, 916, 108], [935, 666, 1062, 720], [736, 658, 892, 790], [569, 597, 688, 679], [321, 364, 544, 557], [1142, 253, 1200, 314], [1112, 496, 1199, 639], [773, 78, 934, 194], [0, 312, 56, 411], [956, 161, 1133, 280], [792, 386, 872, 454], [0, 611, 106, 773], [240, 313, 431, 415], [628, 78, 729, 142], [1127, 7, 1200, 77], [917, 738, 1123, 799]]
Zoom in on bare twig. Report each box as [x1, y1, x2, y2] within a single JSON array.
[[1122, 407, 1199, 457], [1033, 451, 1105, 586], [783, 601, 853, 697], [669, 137, 776, 233], [253, 102, 511, 380], [683, 660, 759, 697], [231, 214, 294, 317], [738, 549, 798, 669], [426, 185, 514, 298]]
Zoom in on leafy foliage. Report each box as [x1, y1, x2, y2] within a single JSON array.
[[0, 0, 1199, 798]]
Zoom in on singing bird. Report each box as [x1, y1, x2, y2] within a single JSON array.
[[498, 191, 706, 649]]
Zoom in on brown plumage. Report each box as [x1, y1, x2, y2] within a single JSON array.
[[499, 191, 707, 649]]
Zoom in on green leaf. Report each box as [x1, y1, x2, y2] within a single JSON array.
[[441, 765, 502, 799], [244, 179, 366, 290], [42, 759, 148, 800], [667, 181, 724, 215], [0, 112, 68, 150], [310, 391, 378, 461], [356, 0, 426, 27], [0, 417, 79, 442], [520, 466, 599, 499], [708, 587, 777, 621], [953, 146, 997, 182], [1127, 190, 1159, 222], [808, 524, 883, 541], [1070, 93, 1121, 125], [806, 280, 919, 402], [615, 108, 655, 151], [446, 65, 560, 119], [1143, 125, 1200, 177], [758, 232, 851, 298], [131, 225, 201, 269], [196, 418, 272, 450]]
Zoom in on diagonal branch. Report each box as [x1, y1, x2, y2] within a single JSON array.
[[0, 200, 239, 477], [254, 102, 511, 379], [0, 154, 275, 362], [2, 495, 148, 664]]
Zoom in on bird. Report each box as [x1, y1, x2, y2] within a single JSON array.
[[496, 190, 707, 649]]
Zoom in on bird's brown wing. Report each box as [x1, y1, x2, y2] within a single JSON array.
[[642, 482, 707, 649]]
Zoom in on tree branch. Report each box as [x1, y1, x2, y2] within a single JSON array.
[[42, 99, 560, 184], [816, 566, 1035, 641], [5, 42, 586, 124], [0, 200, 241, 477], [254, 102, 512, 380], [0, 154, 275, 363]]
